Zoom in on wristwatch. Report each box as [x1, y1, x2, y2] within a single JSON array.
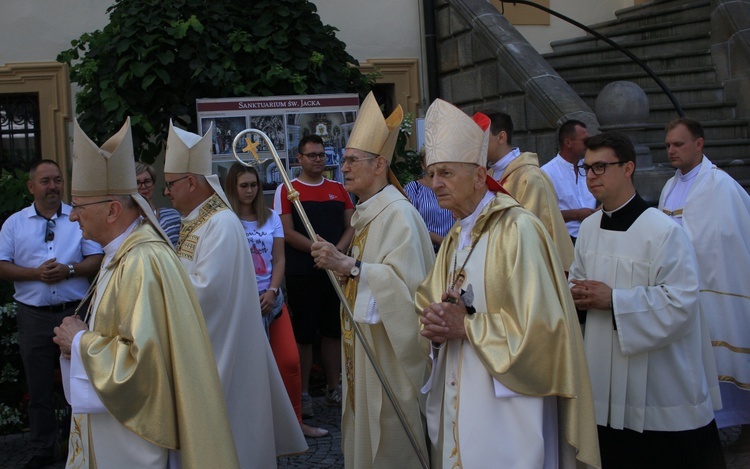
[[67, 264, 75, 279], [349, 259, 361, 279], [269, 287, 279, 296]]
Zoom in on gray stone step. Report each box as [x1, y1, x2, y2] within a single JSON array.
[[613, 0, 709, 21], [550, 49, 712, 76], [638, 122, 750, 147], [595, 0, 710, 33], [549, 2, 709, 53], [580, 84, 726, 109], [546, 30, 711, 61], [647, 101, 736, 124], [588, 12, 710, 46], [563, 65, 716, 92], [649, 141, 750, 166]]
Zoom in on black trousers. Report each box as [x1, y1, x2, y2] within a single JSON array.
[[16, 303, 78, 457], [598, 420, 726, 469]]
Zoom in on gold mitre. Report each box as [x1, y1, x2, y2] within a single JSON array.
[[72, 117, 137, 196], [164, 120, 230, 207], [346, 92, 403, 163], [71, 117, 170, 243], [424, 99, 489, 168]]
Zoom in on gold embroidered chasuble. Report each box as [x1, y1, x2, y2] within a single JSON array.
[[341, 184, 434, 468], [176, 193, 306, 467], [498, 152, 574, 269], [72, 221, 239, 468], [416, 193, 600, 468]]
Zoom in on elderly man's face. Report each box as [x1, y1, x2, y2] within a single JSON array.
[[164, 173, 193, 216], [341, 148, 379, 199], [69, 196, 113, 244], [426, 162, 481, 218]]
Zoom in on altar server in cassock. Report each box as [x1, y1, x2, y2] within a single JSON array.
[[53, 118, 239, 468], [417, 99, 600, 469], [310, 92, 434, 468], [570, 131, 724, 468], [163, 121, 306, 467], [659, 117, 750, 451]]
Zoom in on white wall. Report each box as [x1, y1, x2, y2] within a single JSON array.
[[313, 0, 424, 61], [0, 0, 110, 64]]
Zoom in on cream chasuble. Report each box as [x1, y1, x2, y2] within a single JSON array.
[[495, 152, 574, 270], [341, 185, 434, 468], [416, 193, 600, 469], [64, 221, 238, 468], [570, 207, 720, 432], [659, 156, 750, 428], [177, 193, 306, 467]]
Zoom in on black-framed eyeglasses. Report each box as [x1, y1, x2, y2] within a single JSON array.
[[300, 152, 327, 161], [576, 161, 626, 177], [45, 219, 55, 242], [70, 199, 115, 213], [164, 175, 190, 191], [137, 178, 154, 188]]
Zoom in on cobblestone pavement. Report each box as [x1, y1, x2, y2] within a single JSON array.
[[2, 406, 748, 468]]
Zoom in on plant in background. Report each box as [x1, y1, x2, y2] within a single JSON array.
[[58, 0, 374, 164], [0, 303, 24, 435], [0, 169, 32, 305], [391, 112, 422, 185]]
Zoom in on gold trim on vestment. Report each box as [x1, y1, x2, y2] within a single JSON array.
[[718, 376, 750, 390], [700, 289, 750, 301], [177, 193, 229, 259], [712, 341, 750, 354], [342, 224, 370, 413], [662, 208, 683, 217]]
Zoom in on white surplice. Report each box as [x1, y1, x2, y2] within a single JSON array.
[[659, 156, 750, 427], [570, 207, 721, 432]]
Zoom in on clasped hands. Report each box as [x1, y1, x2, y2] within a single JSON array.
[[53, 316, 88, 360], [37, 258, 69, 284], [420, 289, 468, 344], [570, 278, 612, 310]]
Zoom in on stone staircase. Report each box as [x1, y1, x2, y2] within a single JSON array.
[[542, 0, 750, 189]]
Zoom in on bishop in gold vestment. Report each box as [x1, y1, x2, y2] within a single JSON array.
[[311, 92, 434, 468], [419, 100, 599, 469]]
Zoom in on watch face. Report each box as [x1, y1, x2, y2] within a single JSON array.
[[350, 266, 360, 277]]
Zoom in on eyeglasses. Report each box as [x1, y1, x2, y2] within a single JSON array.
[[137, 178, 154, 188], [576, 161, 626, 177], [70, 200, 114, 213], [45, 219, 55, 242], [164, 175, 190, 191], [301, 152, 327, 161], [341, 155, 378, 166]]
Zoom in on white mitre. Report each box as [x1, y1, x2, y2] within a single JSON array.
[[164, 120, 231, 207], [424, 99, 505, 192], [424, 99, 490, 167], [346, 91, 403, 164], [71, 117, 170, 243]]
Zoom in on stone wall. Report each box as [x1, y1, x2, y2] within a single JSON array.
[[435, 0, 599, 163]]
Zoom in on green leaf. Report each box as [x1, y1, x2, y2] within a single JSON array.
[[142, 75, 156, 89], [130, 61, 150, 77]]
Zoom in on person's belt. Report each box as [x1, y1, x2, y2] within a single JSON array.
[[17, 301, 80, 312]]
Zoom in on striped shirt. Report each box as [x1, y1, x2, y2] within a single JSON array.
[[404, 180, 454, 240]]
